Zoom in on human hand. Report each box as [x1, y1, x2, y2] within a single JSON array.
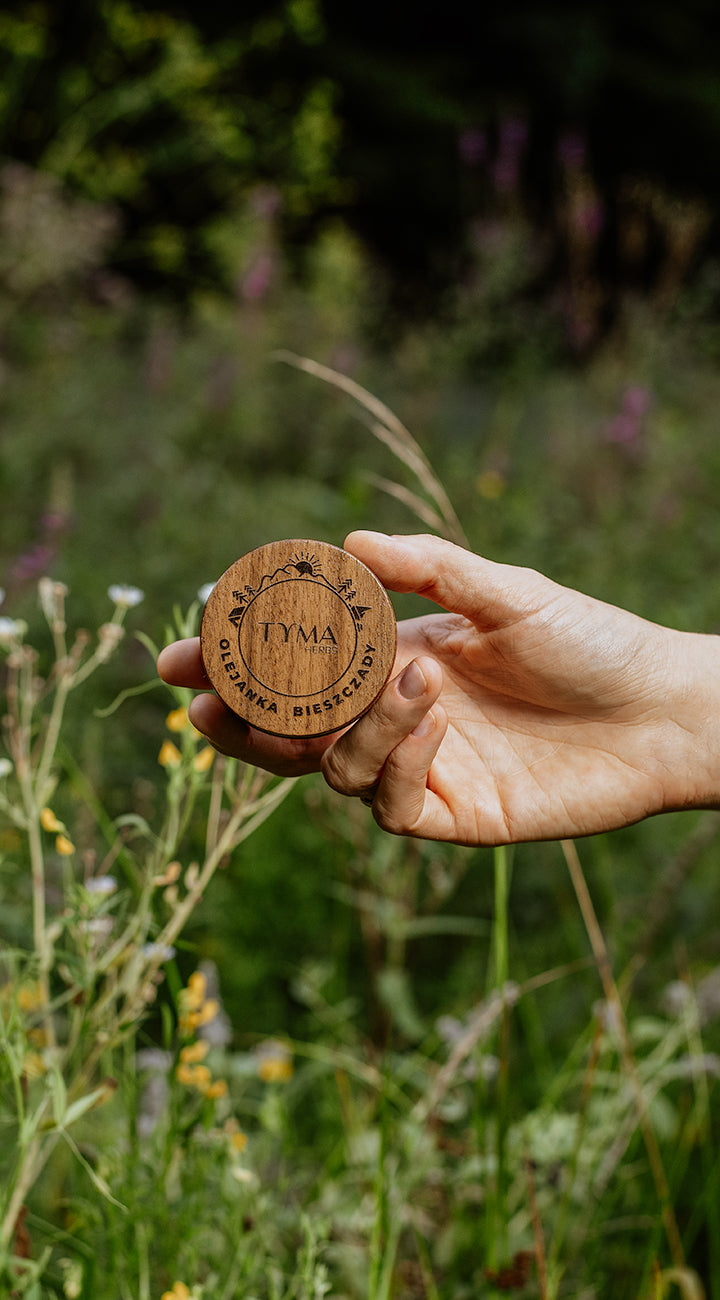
[[157, 532, 720, 845]]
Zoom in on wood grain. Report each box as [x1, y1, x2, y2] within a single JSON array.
[[200, 539, 397, 737]]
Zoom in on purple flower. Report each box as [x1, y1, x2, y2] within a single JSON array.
[[249, 185, 282, 220], [622, 385, 651, 418], [239, 251, 275, 302], [10, 544, 54, 583], [606, 413, 639, 444]]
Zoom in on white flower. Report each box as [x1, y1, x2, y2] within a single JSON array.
[[0, 616, 26, 645], [38, 577, 68, 624], [80, 916, 115, 937], [198, 582, 216, 603], [85, 875, 118, 896], [0, 757, 13, 778], [142, 942, 176, 962], [108, 584, 144, 608]]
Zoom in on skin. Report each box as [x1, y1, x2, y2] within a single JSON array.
[[157, 531, 720, 846]]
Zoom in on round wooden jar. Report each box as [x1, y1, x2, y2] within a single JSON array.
[[200, 540, 397, 737]]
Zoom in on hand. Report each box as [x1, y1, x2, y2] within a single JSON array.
[[157, 532, 720, 845]]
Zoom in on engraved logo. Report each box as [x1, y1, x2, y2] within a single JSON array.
[[226, 550, 373, 699]]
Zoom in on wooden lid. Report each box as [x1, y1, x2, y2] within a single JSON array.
[[200, 539, 397, 738]]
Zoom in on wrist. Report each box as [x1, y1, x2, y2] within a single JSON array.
[[659, 629, 720, 812]]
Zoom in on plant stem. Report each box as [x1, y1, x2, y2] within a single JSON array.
[[561, 839, 685, 1271]]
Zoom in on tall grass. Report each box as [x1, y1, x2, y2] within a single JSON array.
[[2, 183, 720, 1295]]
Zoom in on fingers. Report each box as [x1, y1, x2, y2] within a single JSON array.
[[188, 693, 329, 776], [344, 530, 553, 630], [157, 638, 209, 689], [322, 655, 446, 820], [158, 638, 330, 776]]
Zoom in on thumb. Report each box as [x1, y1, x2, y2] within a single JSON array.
[[344, 531, 553, 629]]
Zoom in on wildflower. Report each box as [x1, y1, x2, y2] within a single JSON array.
[[179, 1040, 209, 1065], [0, 616, 26, 645], [158, 740, 182, 768], [240, 250, 275, 301], [38, 576, 68, 624], [0, 757, 12, 778], [193, 746, 215, 774], [85, 875, 117, 896], [176, 1062, 211, 1089], [230, 1129, 248, 1153], [166, 706, 189, 733], [107, 584, 144, 608], [56, 834, 75, 856], [81, 916, 114, 939], [198, 582, 215, 603], [184, 970, 207, 1008], [59, 1257, 83, 1299], [17, 981, 45, 1013], [23, 1049, 49, 1079], [40, 807, 64, 833], [161, 1284, 191, 1300], [142, 943, 176, 963], [203, 1078, 228, 1100], [255, 1039, 293, 1083]]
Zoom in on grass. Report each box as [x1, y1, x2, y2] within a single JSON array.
[[2, 179, 720, 1296]]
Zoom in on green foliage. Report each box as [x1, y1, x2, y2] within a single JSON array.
[[3, 159, 720, 1295], [0, 0, 342, 290]]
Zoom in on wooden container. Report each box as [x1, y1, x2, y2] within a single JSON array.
[[200, 539, 397, 737]]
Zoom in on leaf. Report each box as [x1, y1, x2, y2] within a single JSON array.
[[50, 1068, 67, 1128], [657, 1267, 706, 1300], [63, 1080, 116, 1127], [61, 1129, 127, 1211]]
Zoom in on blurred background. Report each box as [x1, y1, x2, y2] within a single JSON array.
[[3, 0, 720, 1089]]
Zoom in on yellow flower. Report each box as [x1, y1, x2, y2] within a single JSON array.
[[17, 981, 45, 1013], [179, 1040, 209, 1064], [230, 1129, 248, 1152], [176, 1062, 211, 1090], [180, 971, 206, 1011], [56, 834, 75, 856], [166, 707, 189, 733], [40, 807, 64, 832], [22, 1051, 48, 1078], [198, 998, 219, 1025], [256, 1040, 294, 1084], [179, 1011, 201, 1035], [192, 746, 215, 774], [161, 1284, 190, 1300], [158, 740, 182, 769], [201, 1078, 228, 1100]]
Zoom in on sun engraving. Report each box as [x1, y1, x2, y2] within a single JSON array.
[[291, 551, 320, 576]]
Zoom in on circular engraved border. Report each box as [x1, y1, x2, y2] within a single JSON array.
[[237, 578, 358, 697]]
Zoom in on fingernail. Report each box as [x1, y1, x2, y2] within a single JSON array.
[[412, 710, 435, 738], [398, 661, 427, 700]]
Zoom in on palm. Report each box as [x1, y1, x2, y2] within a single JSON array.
[[392, 597, 671, 844]]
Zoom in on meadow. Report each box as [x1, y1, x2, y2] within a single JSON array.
[[2, 164, 720, 1298]]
